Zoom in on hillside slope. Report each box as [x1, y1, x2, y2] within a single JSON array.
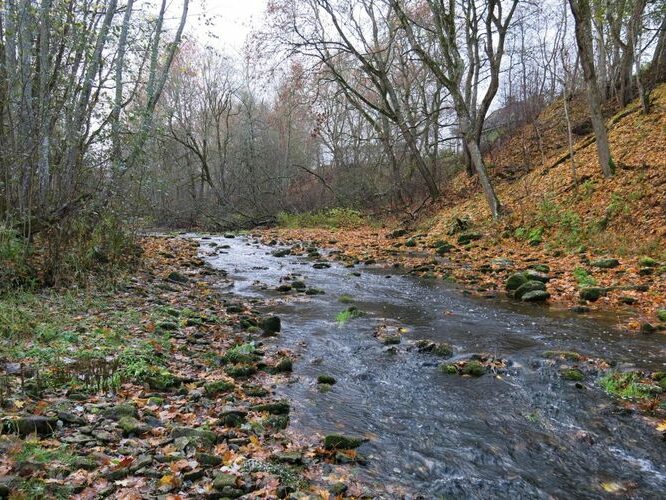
[[264, 86, 666, 328]]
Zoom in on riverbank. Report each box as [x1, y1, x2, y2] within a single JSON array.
[[257, 226, 666, 333], [0, 236, 364, 498]]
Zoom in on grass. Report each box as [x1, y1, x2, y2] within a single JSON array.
[[337, 294, 355, 304], [572, 267, 597, 287], [277, 208, 366, 229], [599, 371, 659, 400], [335, 307, 364, 324], [221, 342, 258, 364]]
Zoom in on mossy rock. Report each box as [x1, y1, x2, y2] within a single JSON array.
[[225, 364, 257, 379], [514, 280, 546, 299], [461, 361, 486, 377], [591, 258, 620, 269], [101, 403, 138, 420], [156, 321, 178, 332], [506, 272, 529, 291], [171, 427, 218, 448], [167, 271, 189, 283], [204, 380, 235, 396], [250, 401, 290, 415], [436, 243, 454, 255], [543, 351, 582, 361], [441, 364, 458, 374], [521, 290, 550, 302], [638, 257, 658, 267], [580, 287, 606, 302], [305, 288, 325, 295], [416, 340, 453, 358], [382, 335, 401, 345], [323, 434, 367, 450], [265, 415, 290, 430], [657, 309, 666, 322], [405, 238, 417, 247], [457, 232, 482, 245], [272, 249, 291, 258], [317, 375, 336, 385], [529, 264, 551, 273], [523, 269, 550, 283], [291, 280, 307, 290], [389, 229, 408, 238], [561, 368, 585, 381], [261, 316, 281, 334], [272, 357, 293, 373], [117, 416, 150, 436], [219, 408, 248, 427]]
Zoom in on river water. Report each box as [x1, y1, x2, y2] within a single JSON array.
[[199, 235, 666, 499]]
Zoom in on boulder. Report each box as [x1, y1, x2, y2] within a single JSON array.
[[514, 280, 546, 299], [506, 272, 529, 291]]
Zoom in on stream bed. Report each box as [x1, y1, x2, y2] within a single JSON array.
[[199, 235, 666, 498]]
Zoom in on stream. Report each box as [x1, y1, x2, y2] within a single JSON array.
[[198, 235, 666, 498]]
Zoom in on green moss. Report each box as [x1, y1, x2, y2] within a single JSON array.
[[337, 294, 355, 304], [573, 267, 597, 287], [461, 361, 486, 377], [335, 307, 364, 324], [204, 380, 235, 395], [317, 375, 336, 385], [560, 368, 585, 381], [221, 342, 258, 364]]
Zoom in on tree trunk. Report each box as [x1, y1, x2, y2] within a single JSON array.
[[466, 139, 502, 219], [569, 0, 615, 177]]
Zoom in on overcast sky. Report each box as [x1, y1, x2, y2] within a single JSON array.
[[186, 0, 268, 55]]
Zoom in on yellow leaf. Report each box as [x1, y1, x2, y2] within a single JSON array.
[[14, 400, 24, 409], [601, 482, 623, 493], [656, 420, 666, 432]]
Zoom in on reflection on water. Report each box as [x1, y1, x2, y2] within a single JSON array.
[[201, 236, 666, 498]]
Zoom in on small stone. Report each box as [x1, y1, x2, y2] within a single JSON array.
[[272, 249, 291, 257], [640, 322, 657, 334], [167, 271, 189, 283], [171, 427, 217, 448], [101, 403, 138, 420], [219, 407, 248, 427]]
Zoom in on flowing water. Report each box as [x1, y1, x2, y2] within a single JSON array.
[[199, 235, 666, 499]]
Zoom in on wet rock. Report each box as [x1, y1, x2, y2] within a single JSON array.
[[291, 280, 306, 290], [591, 258, 620, 269], [521, 290, 550, 302], [261, 316, 281, 334], [305, 288, 325, 295], [382, 335, 401, 345], [250, 401, 290, 415], [4, 416, 57, 437], [276, 284, 292, 293], [543, 351, 582, 361], [506, 272, 529, 291], [580, 287, 606, 302], [323, 434, 367, 450], [317, 375, 336, 385], [57, 410, 86, 426], [570, 305, 590, 313], [514, 280, 546, 299], [272, 249, 291, 257], [640, 322, 657, 334], [313, 262, 331, 269]]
